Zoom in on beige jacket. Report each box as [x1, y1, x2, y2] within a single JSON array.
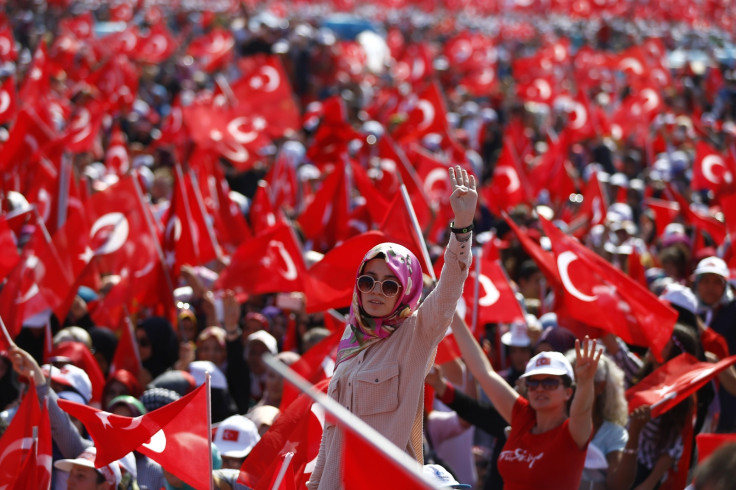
[[307, 233, 472, 489]]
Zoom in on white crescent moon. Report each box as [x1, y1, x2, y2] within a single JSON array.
[[259, 65, 280, 92], [702, 155, 732, 184], [455, 40, 472, 62], [0, 37, 10, 56], [121, 31, 137, 52], [142, 429, 166, 453], [107, 146, 129, 172], [392, 61, 410, 81], [478, 273, 501, 307], [0, 90, 9, 114], [269, 240, 297, 280], [165, 215, 182, 242], [16, 283, 39, 304], [533, 79, 551, 100], [304, 403, 326, 474], [514, 0, 534, 6], [558, 251, 597, 302], [227, 117, 258, 144], [412, 57, 426, 79], [554, 44, 566, 61], [150, 34, 168, 57], [37, 188, 51, 223], [477, 67, 494, 85], [570, 101, 587, 130], [619, 57, 643, 75], [641, 88, 659, 112], [90, 212, 129, 255], [121, 415, 143, 430], [423, 168, 451, 199], [591, 196, 602, 224], [0, 437, 35, 473], [70, 109, 91, 144], [416, 99, 435, 131], [166, 107, 182, 133], [497, 165, 520, 193], [218, 140, 249, 163], [134, 260, 155, 278]]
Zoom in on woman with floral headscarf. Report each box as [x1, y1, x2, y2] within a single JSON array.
[[307, 166, 477, 489]]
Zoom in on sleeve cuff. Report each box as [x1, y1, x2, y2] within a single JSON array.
[[438, 382, 456, 405]]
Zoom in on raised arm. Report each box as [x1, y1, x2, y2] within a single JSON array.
[[568, 336, 602, 449], [450, 312, 519, 423]]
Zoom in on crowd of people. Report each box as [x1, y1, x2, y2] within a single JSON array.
[[1, 0, 736, 489]]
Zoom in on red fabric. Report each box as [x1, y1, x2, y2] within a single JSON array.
[[379, 191, 433, 277], [572, 171, 607, 237], [280, 328, 341, 410], [104, 123, 130, 176], [0, 75, 17, 125], [626, 353, 736, 418], [463, 257, 525, 326], [0, 380, 52, 489], [695, 433, 736, 464], [539, 216, 677, 361], [109, 316, 142, 378], [238, 379, 330, 490], [303, 230, 387, 313], [249, 180, 283, 234], [482, 144, 530, 214], [186, 27, 234, 72], [692, 141, 735, 195], [48, 341, 106, 405], [296, 162, 351, 250], [700, 328, 730, 360], [0, 215, 20, 282], [63, 100, 106, 154], [131, 24, 176, 64], [59, 383, 210, 488], [497, 398, 587, 490], [215, 223, 307, 296], [392, 82, 448, 143], [341, 428, 433, 489], [265, 146, 300, 212]]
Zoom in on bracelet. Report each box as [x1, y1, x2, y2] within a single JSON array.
[[450, 221, 474, 234], [622, 447, 638, 455]]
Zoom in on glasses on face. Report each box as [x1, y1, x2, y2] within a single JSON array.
[[356, 275, 401, 297], [525, 377, 561, 391]]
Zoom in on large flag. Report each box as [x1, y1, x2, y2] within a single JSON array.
[[238, 380, 330, 490], [539, 216, 677, 361], [280, 329, 341, 410], [215, 223, 307, 296], [626, 353, 736, 418], [0, 380, 52, 489], [695, 433, 736, 464], [58, 383, 211, 489], [109, 315, 142, 377], [379, 188, 434, 278]]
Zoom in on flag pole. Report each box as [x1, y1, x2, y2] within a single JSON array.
[[400, 184, 436, 282], [263, 354, 436, 489], [206, 372, 214, 490], [186, 168, 225, 262], [0, 314, 15, 347], [270, 452, 294, 490]]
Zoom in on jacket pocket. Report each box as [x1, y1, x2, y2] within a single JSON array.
[[325, 378, 340, 428], [353, 363, 400, 416]]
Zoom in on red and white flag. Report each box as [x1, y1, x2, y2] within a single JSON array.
[[109, 315, 142, 378], [0, 380, 52, 490], [0, 75, 17, 125], [691, 141, 736, 195], [695, 433, 736, 464], [59, 383, 211, 489], [626, 353, 736, 418]]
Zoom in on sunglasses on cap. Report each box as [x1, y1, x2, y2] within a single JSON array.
[[356, 275, 401, 297], [524, 377, 561, 391]]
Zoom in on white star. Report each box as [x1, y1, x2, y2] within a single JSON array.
[[79, 246, 94, 264], [96, 412, 112, 429], [654, 384, 675, 397]]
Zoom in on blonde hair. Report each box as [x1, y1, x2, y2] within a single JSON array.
[[595, 355, 628, 427]]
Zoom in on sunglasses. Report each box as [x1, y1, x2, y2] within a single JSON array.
[[524, 377, 561, 391], [137, 337, 150, 348], [356, 275, 401, 297]]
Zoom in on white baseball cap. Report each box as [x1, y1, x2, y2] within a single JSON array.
[[43, 364, 92, 404], [189, 361, 228, 390], [213, 415, 260, 459], [54, 447, 122, 488], [501, 322, 531, 347], [659, 283, 698, 314], [694, 257, 729, 280], [422, 464, 471, 488], [520, 351, 575, 382]]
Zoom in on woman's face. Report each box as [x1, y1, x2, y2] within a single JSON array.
[[197, 337, 226, 366], [103, 380, 130, 410], [525, 375, 570, 411], [136, 328, 152, 361], [263, 368, 283, 405], [359, 258, 401, 318]]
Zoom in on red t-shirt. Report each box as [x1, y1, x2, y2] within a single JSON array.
[[497, 397, 588, 490]]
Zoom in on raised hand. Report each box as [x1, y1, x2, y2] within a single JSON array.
[[448, 165, 478, 229], [574, 336, 602, 385]]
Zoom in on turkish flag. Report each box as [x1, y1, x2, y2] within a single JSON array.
[[132, 24, 177, 64], [238, 379, 330, 490], [59, 12, 94, 40], [695, 433, 736, 464], [463, 257, 525, 326], [502, 214, 558, 284], [0, 25, 18, 62], [186, 27, 234, 72], [59, 383, 210, 489], [215, 223, 307, 296], [19, 42, 50, 102], [0, 380, 52, 490], [296, 162, 351, 251], [379, 189, 433, 277], [85, 55, 139, 113], [0, 75, 17, 125], [691, 141, 735, 195], [571, 170, 607, 237], [482, 144, 530, 214], [265, 144, 300, 213], [626, 353, 736, 418], [645, 198, 680, 238], [539, 216, 677, 361], [109, 316, 142, 378], [48, 341, 106, 405], [342, 428, 433, 489], [0, 107, 57, 173], [0, 215, 20, 282], [249, 180, 284, 234], [104, 123, 130, 176], [392, 82, 449, 143], [304, 231, 388, 314]]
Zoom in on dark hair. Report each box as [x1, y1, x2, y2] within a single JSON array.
[[692, 443, 736, 490], [96, 470, 106, 484]]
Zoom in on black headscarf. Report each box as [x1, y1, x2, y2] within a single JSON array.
[[138, 317, 179, 379]]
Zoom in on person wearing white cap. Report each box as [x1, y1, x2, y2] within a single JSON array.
[[450, 313, 601, 489], [692, 256, 736, 433], [54, 446, 122, 490], [213, 415, 260, 469], [422, 464, 472, 488]]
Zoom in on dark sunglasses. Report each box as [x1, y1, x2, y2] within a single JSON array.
[[525, 377, 561, 391], [137, 337, 150, 348], [356, 275, 401, 297]]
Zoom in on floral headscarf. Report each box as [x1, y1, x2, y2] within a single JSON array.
[[335, 243, 423, 367]]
